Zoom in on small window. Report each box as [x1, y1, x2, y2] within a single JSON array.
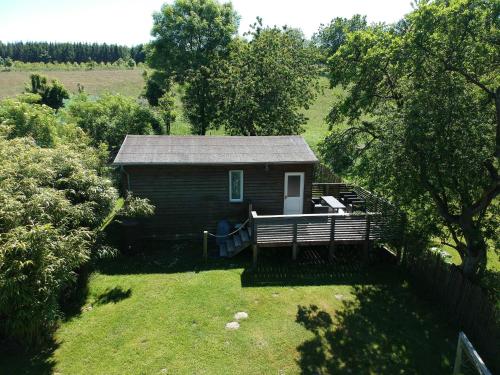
[[229, 170, 243, 202]]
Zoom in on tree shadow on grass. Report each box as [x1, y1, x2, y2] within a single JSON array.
[[97, 239, 250, 276], [60, 265, 90, 322], [241, 245, 387, 287], [295, 283, 456, 374], [94, 286, 132, 305], [0, 338, 58, 375]]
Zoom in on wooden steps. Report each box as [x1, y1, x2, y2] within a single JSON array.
[[219, 227, 252, 258]]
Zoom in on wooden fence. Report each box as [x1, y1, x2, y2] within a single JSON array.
[[313, 163, 342, 183], [403, 251, 499, 372]]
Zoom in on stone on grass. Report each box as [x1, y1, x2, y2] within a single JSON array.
[[334, 294, 344, 300], [225, 321, 240, 330], [234, 311, 248, 320]]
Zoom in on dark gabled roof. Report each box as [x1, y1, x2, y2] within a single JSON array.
[[113, 135, 318, 166]]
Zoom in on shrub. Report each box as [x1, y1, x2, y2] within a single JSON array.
[[0, 135, 118, 344], [0, 98, 86, 147], [25, 73, 69, 110], [65, 93, 164, 152]]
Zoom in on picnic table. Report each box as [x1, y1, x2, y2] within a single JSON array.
[[321, 195, 346, 213]]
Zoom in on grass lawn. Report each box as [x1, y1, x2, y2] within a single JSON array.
[[2, 244, 457, 375]]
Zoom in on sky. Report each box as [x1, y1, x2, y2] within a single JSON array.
[[0, 0, 414, 46]]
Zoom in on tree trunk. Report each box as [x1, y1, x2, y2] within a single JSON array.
[[459, 218, 487, 278]]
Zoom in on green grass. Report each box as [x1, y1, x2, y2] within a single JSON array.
[[0, 69, 145, 99], [1, 245, 457, 374], [431, 238, 499, 272], [301, 78, 338, 153]]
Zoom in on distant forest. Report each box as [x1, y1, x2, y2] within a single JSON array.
[[0, 41, 146, 63]]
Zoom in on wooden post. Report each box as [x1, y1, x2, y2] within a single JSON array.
[[203, 231, 208, 261], [292, 222, 298, 260], [364, 215, 371, 263], [248, 202, 253, 233], [329, 216, 336, 260], [252, 244, 258, 265]]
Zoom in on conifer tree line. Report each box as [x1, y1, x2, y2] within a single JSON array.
[[0, 41, 145, 63]]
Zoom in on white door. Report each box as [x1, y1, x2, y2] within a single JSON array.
[[284, 172, 304, 215]]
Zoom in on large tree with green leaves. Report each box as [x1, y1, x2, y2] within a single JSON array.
[[314, 14, 367, 59], [215, 23, 320, 135], [147, 0, 239, 134], [320, 0, 499, 277]]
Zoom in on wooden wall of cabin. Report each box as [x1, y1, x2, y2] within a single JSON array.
[[122, 163, 314, 238]]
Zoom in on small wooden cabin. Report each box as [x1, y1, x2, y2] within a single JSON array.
[[113, 135, 318, 238]]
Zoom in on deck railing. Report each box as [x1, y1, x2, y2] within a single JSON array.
[[312, 182, 405, 245], [251, 211, 398, 247]]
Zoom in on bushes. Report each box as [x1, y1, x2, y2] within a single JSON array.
[[25, 74, 69, 110], [0, 74, 158, 346], [65, 93, 164, 152], [0, 225, 91, 343], [0, 98, 86, 147], [0, 135, 119, 344]]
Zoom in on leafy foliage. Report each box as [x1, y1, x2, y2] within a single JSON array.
[[148, 0, 239, 80], [0, 98, 86, 147], [147, 0, 239, 134], [320, 0, 499, 276], [65, 93, 164, 152], [26, 74, 69, 110], [0, 98, 155, 345], [314, 14, 367, 60], [158, 91, 177, 135], [0, 132, 117, 344], [142, 70, 170, 106], [215, 24, 320, 135]]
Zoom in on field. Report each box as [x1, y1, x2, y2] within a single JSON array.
[[1, 245, 456, 375], [0, 68, 333, 151], [0, 69, 145, 99]]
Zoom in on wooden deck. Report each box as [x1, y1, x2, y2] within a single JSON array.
[[247, 183, 404, 264], [202, 182, 405, 264]]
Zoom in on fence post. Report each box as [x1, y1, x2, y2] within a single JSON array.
[[364, 215, 371, 263], [292, 222, 298, 260], [203, 231, 208, 261], [329, 216, 336, 260], [252, 244, 258, 265]]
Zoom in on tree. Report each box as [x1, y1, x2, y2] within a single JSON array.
[[314, 14, 367, 60], [320, 0, 499, 277], [147, 0, 239, 134], [26, 74, 69, 110], [215, 24, 320, 136], [142, 70, 170, 106], [158, 91, 177, 135], [65, 93, 164, 152]]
